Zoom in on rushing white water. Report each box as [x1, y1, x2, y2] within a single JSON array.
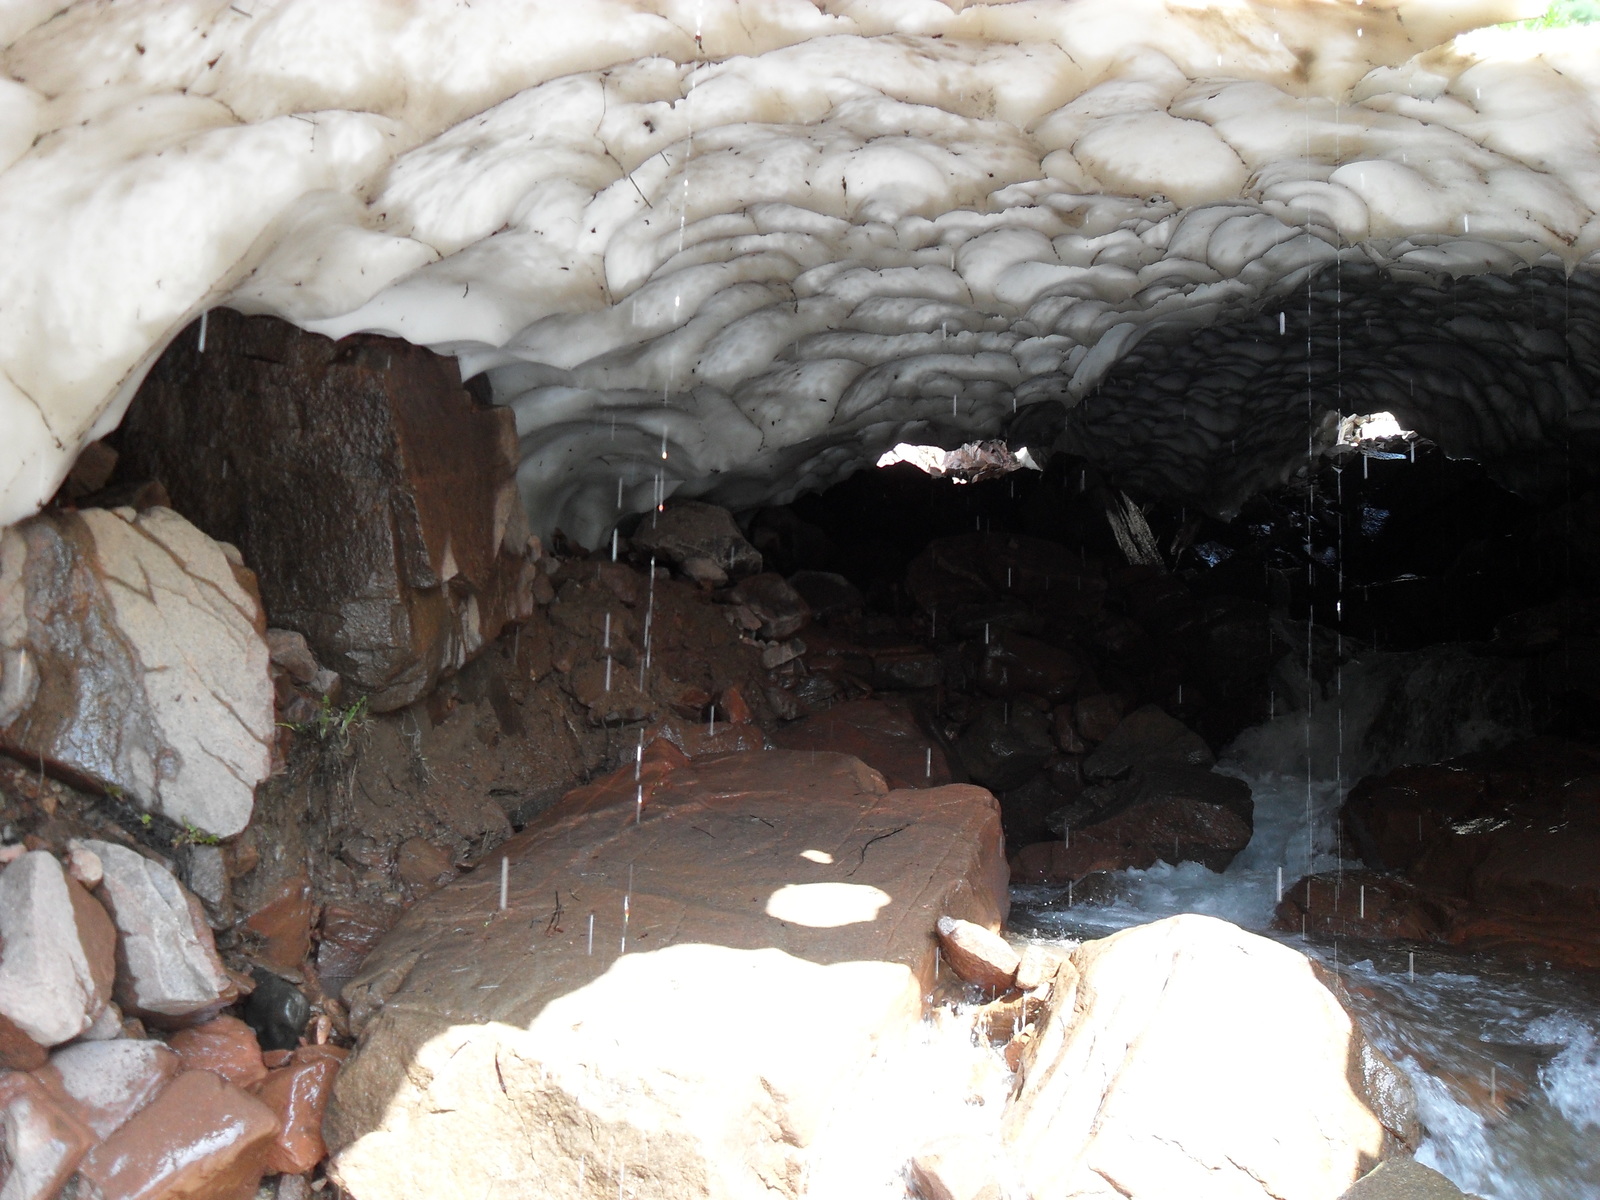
[[1009, 643, 1600, 1199]]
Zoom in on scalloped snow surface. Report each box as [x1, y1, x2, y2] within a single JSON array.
[[3, 1, 1599, 542]]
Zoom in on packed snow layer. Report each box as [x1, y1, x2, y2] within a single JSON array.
[[4, 0, 1600, 543]]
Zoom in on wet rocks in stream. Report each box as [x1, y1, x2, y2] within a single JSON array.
[[1282, 736, 1600, 971]]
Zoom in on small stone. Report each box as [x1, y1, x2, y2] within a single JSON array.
[[85, 840, 240, 1024], [717, 685, 753, 726], [276, 1173, 313, 1200], [244, 970, 311, 1053], [0, 1071, 96, 1200], [64, 841, 103, 889], [169, 1015, 269, 1090], [77, 1001, 126, 1043], [1073, 693, 1127, 743], [1014, 943, 1067, 993], [265, 629, 321, 686], [678, 556, 728, 587], [936, 916, 1021, 992], [761, 639, 805, 670], [34, 1038, 182, 1140], [252, 1044, 349, 1175], [395, 839, 455, 889], [241, 874, 315, 973], [908, 1134, 1004, 1200], [0, 851, 117, 1047], [183, 843, 229, 912], [75, 1070, 279, 1200]]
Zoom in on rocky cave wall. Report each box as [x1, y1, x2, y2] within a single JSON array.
[[0, 0, 1599, 549]]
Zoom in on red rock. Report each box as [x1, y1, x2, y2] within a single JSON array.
[[251, 1044, 349, 1175], [0, 1071, 96, 1200], [33, 1039, 182, 1140], [0, 1013, 46, 1071], [936, 916, 1020, 992], [975, 629, 1085, 702], [242, 874, 314, 973], [315, 903, 400, 988], [395, 839, 456, 890], [717, 685, 753, 726], [1073, 693, 1127, 743], [168, 1016, 268, 1090], [771, 696, 953, 789], [1274, 872, 1459, 944], [75, 1070, 280, 1200], [1342, 737, 1600, 971]]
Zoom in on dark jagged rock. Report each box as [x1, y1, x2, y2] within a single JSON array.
[[956, 701, 1055, 793], [117, 309, 537, 712], [244, 970, 310, 1053]]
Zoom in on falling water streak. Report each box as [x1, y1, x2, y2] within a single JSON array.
[[925, 748, 932, 780], [635, 784, 643, 825], [621, 893, 630, 954], [612, 529, 619, 562], [708, 704, 716, 738], [587, 913, 594, 956], [198, 309, 209, 352], [499, 857, 508, 912]]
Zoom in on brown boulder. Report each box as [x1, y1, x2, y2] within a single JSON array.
[[727, 572, 811, 640], [117, 309, 536, 712], [75, 1070, 280, 1200], [630, 501, 763, 581], [329, 749, 1007, 1200], [772, 696, 953, 789]]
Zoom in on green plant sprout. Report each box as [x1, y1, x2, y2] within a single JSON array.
[[1500, 1, 1600, 28], [173, 820, 220, 848]]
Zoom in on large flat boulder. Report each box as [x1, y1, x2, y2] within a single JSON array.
[[0, 505, 273, 837], [328, 746, 1007, 1200], [116, 309, 536, 711], [1004, 914, 1414, 1200]]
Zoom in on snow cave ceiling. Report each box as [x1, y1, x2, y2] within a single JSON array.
[[3, 0, 1600, 548]]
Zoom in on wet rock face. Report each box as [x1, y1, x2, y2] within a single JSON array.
[[0, 505, 273, 837], [1281, 737, 1600, 971], [328, 747, 1008, 1200], [116, 309, 535, 713], [1004, 914, 1412, 1199]]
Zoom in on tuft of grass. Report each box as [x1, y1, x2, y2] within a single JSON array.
[[1500, 1, 1600, 28], [283, 693, 371, 745], [173, 820, 220, 848]]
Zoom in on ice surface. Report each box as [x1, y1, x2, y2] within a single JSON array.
[[2, 0, 1596, 539]]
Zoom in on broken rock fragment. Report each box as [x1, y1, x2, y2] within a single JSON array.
[[168, 1016, 268, 1091], [0, 851, 116, 1047], [0, 506, 274, 838], [251, 1044, 348, 1175], [936, 916, 1021, 992], [85, 841, 240, 1025]]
